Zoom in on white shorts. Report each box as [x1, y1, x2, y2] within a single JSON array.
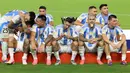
[[0, 22, 9, 38], [109, 42, 120, 52], [75, 25, 82, 32], [15, 41, 24, 52], [85, 42, 97, 51], [59, 44, 72, 53]]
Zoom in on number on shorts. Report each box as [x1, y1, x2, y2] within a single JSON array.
[[2, 28, 9, 33]]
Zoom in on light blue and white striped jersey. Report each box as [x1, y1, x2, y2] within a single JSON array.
[[96, 13, 111, 26], [102, 25, 124, 42], [0, 10, 26, 33], [1, 10, 26, 24], [32, 24, 54, 43], [80, 24, 102, 39], [35, 14, 53, 25], [16, 31, 27, 42], [54, 24, 78, 45], [77, 13, 88, 25]]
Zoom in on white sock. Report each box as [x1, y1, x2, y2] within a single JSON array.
[[8, 48, 14, 61], [54, 51, 60, 60], [1, 42, 8, 60], [31, 50, 37, 60], [46, 46, 52, 60], [22, 53, 28, 60], [79, 46, 85, 60], [122, 54, 126, 61], [106, 55, 112, 60], [71, 51, 77, 61], [97, 47, 103, 60]]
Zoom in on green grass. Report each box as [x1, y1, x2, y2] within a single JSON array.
[[0, 0, 130, 29], [0, 63, 130, 73]]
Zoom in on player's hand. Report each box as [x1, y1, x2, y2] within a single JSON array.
[[38, 44, 45, 53], [88, 39, 93, 44], [64, 33, 71, 39], [19, 11, 25, 21], [110, 42, 117, 49], [91, 38, 98, 44], [19, 12, 24, 17]]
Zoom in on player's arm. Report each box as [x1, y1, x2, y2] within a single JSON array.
[[45, 35, 53, 45], [30, 31, 37, 49], [48, 14, 54, 26], [79, 33, 89, 42], [8, 20, 14, 29], [19, 12, 28, 32], [74, 20, 83, 26]]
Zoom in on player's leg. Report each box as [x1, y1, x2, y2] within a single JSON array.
[[22, 38, 30, 65], [78, 41, 85, 65], [30, 40, 38, 65], [1, 38, 8, 63], [71, 41, 78, 65], [52, 40, 61, 65], [97, 41, 104, 65], [0, 23, 9, 63], [104, 42, 112, 66], [121, 41, 127, 65], [46, 41, 52, 65], [6, 34, 16, 64]]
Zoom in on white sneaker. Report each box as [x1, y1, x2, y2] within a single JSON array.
[[22, 57, 27, 65]]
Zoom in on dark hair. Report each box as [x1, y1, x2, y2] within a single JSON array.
[[39, 6, 46, 10], [99, 4, 107, 10], [108, 15, 117, 20], [29, 11, 36, 21], [89, 6, 96, 10], [37, 15, 46, 21], [65, 17, 76, 24]]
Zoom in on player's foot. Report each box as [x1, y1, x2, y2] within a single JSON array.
[[22, 57, 27, 65], [2, 60, 8, 63], [121, 60, 127, 65], [6, 60, 15, 65], [107, 60, 112, 66], [71, 60, 77, 65], [97, 60, 103, 65], [80, 60, 85, 65], [55, 60, 61, 66], [46, 59, 51, 65], [32, 59, 38, 65]]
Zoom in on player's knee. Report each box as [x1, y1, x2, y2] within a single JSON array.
[[52, 40, 57, 46], [46, 41, 52, 46], [72, 41, 78, 46], [98, 41, 104, 47], [78, 41, 84, 46], [24, 39, 29, 44]]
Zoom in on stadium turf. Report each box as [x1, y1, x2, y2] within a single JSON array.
[[0, 0, 130, 29], [0, 0, 130, 73], [0, 63, 130, 73]]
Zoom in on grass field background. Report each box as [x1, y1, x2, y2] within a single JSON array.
[[0, 0, 130, 73], [0, 0, 130, 29], [0, 63, 130, 73]]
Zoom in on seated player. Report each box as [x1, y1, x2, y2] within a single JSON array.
[[79, 14, 104, 65], [54, 17, 78, 65], [30, 15, 60, 65], [102, 15, 127, 65], [35, 6, 54, 26], [74, 6, 97, 32], [96, 4, 111, 28], [0, 10, 35, 63]]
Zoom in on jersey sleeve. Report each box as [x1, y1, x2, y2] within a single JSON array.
[[11, 15, 20, 24]]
